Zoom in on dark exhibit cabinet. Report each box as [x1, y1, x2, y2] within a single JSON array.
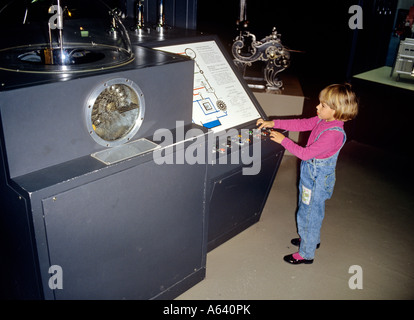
[[0, 46, 208, 299], [0, 0, 285, 299], [206, 132, 284, 252], [149, 35, 286, 252]]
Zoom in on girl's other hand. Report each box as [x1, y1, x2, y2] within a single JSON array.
[[270, 131, 285, 144]]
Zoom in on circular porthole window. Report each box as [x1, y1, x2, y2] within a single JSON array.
[[86, 78, 145, 147]]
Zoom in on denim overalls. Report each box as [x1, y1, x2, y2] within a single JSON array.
[[297, 124, 346, 260]]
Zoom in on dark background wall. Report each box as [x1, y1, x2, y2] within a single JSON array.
[[0, 0, 399, 82], [197, 0, 400, 83]]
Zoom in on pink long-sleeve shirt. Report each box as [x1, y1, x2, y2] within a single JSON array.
[[273, 116, 345, 160]]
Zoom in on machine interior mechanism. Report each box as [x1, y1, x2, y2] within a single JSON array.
[[86, 77, 145, 148]]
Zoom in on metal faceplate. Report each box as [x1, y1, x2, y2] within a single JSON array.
[[85, 78, 145, 147]]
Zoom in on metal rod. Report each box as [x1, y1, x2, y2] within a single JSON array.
[[56, 0, 64, 63], [158, 0, 164, 26], [23, 7, 28, 24], [239, 0, 247, 22], [48, 22, 53, 48], [137, 0, 144, 28]]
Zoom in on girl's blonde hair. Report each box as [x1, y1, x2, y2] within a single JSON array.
[[319, 83, 358, 121]]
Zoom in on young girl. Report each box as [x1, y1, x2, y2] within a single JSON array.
[[257, 83, 358, 265]]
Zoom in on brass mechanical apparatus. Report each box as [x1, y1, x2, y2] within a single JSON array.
[[156, 0, 171, 34], [131, 0, 145, 34], [232, 0, 292, 90], [137, 0, 145, 30], [158, 0, 165, 29], [130, 0, 170, 36]]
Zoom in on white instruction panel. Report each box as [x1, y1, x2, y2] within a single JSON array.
[[155, 40, 260, 132]]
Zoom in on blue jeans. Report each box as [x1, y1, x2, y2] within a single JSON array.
[[296, 126, 346, 260], [297, 157, 337, 259]]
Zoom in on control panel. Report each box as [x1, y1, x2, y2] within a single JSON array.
[[211, 127, 281, 155]]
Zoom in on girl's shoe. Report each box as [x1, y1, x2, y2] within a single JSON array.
[[283, 252, 314, 265], [291, 238, 320, 249]]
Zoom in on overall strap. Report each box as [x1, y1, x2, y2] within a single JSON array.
[[314, 120, 347, 144], [314, 119, 345, 141], [315, 126, 347, 155]]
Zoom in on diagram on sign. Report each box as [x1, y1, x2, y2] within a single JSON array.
[[155, 40, 261, 132], [184, 48, 228, 129]]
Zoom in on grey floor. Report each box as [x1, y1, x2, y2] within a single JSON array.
[[177, 140, 414, 300]]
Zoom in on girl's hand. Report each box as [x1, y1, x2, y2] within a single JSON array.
[[256, 119, 274, 130], [270, 131, 285, 144]]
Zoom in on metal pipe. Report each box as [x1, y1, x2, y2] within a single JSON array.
[[137, 0, 144, 28], [158, 0, 164, 26], [239, 0, 247, 22], [56, 0, 64, 63]]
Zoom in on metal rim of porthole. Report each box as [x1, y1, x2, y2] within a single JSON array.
[[85, 78, 145, 148]]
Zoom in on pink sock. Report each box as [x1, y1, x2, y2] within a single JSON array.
[[292, 252, 304, 260]]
